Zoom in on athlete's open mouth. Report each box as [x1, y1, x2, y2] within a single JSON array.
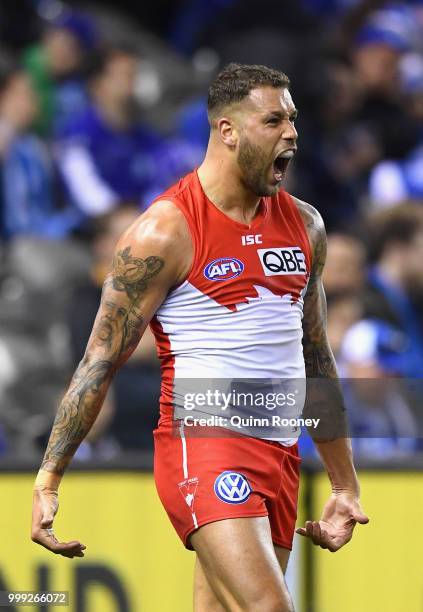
[[273, 150, 296, 182]]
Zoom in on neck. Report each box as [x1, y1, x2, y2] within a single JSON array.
[[197, 142, 262, 225]]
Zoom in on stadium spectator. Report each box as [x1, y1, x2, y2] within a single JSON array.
[[168, 0, 236, 55], [340, 319, 419, 458], [175, 96, 210, 150], [293, 3, 423, 228], [369, 52, 423, 207], [322, 232, 366, 355], [363, 204, 423, 378], [23, 9, 97, 135], [349, 4, 422, 199], [0, 60, 81, 239], [327, 294, 362, 356], [56, 45, 170, 218], [56, 43, 201, 221], [351, 5, 412, 96], [322, 233, 366, 302]]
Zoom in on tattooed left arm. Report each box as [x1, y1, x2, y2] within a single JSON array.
[[301, 203, 348, 442], [295, 198, 369, 551]]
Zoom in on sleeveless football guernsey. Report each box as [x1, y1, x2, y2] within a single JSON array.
[[150, 170, 312, 443]]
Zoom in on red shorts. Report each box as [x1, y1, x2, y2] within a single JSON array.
[[153, 421, 301, 550]]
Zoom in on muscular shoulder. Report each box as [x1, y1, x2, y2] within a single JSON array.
[[116, 199, 193, 287], [290, 195, 327, 276], [120, 200, 190, 247], [290, 195, 325, 244]]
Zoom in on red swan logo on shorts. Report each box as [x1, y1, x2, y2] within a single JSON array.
[[178, 477, 199, 511]]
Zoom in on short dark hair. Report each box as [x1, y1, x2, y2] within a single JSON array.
[[368, 204, 423, 261], [84, 43, 138, 82], [207, 63, 290, 124]]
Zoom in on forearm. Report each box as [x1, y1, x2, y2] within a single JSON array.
[[303, 332, 349, 440], [303, 344, 359, 493], [36, 355, 115, 486], [315, 437, 359, 494], [303, 335, 359, 492]]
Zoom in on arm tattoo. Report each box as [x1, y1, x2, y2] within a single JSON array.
[[113, 248, 164, 302], [41, 247, 165, 476], [301, 207, 348, 439], [41, 359, 113, 475], [302, 212, 337, 379]]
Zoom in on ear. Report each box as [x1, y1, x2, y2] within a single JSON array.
[[217, 117, 238, 148]]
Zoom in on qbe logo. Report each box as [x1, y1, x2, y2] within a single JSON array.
[[258, 246, 306, 276], [214, 471, 252, 504], [204, 257, 244, 281]]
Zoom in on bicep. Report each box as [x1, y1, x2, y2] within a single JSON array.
[[84, 241, 174, 367], [85, 276, 159, 367], [303, 277, 328, 340], [82, 201, 190, 367], [302, 277, 338, 378]]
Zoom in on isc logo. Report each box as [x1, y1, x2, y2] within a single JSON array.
[[204, 257, 244, 281], [258, 247, 306, 276], [241, 234, 262, 246]]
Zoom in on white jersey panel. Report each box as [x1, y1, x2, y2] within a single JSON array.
[[155, 281, 307, 380]]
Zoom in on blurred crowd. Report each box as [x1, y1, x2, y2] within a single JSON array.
[[0, 0, 422, 462]]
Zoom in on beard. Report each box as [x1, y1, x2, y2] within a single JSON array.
[[237, 134, 280, 197]]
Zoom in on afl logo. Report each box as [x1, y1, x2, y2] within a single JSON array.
[[214, 471, 252, 504], [204, 257, 244, 281]]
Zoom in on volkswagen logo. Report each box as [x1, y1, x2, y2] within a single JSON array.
[[214, 471, 252, 504]]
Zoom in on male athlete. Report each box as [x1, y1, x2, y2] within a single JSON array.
[[32, 64, 369, 611]]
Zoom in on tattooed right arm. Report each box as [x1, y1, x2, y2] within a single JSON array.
[[31, 201, 191, 557], [36, 201, 192, 484]]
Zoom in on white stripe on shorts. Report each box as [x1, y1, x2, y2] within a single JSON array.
[[179, 422, 198, 529]]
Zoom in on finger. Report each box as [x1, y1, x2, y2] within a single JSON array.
[[319, 528, 329, 550], [327, 532, 352, 553], [352, 511, 370, 524], [56, 544, 86, 559], [33, 530, 86, 558], [296, 521, 323, 546], [328, 540, 343, 553], [312, 521, 325, 546], [295, 521, 313, 539], [307, 521, 321, 546], [45, 539, 86, 558], [305, 521, 318, 546]]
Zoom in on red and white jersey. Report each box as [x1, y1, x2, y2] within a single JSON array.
[[150, 170, 312, 432]]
